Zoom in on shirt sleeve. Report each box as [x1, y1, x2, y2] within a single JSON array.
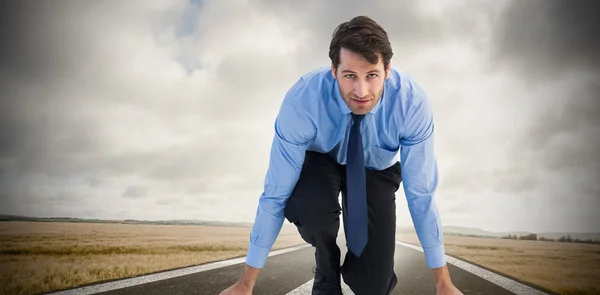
[[399, 84, 446, 269], [245, 80, 315, 269]]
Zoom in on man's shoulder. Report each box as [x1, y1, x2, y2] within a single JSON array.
[[298, 65, 332, 82], [283, 65, 333, 110], [386, 67, 429, 106]]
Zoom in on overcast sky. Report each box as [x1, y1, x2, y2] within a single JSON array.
[[1, 0, 598, 234]]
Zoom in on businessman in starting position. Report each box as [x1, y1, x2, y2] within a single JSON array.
[[220, 15, 463, 295]]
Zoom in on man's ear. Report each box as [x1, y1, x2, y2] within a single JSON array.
[[331, 65, 337, 79], [385, 63, 391, 79]]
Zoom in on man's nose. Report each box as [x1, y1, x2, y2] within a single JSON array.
[[354, 81, 368, 98]]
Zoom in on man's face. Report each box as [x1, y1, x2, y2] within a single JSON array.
[[331, 47, 390, 115]]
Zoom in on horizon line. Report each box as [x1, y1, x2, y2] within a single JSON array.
[[1, 213, 598, 235]]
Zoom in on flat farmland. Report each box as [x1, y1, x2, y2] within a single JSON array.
[[397, 233, 600, 295]]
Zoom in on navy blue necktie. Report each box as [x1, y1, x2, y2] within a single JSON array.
[[346, 113, 368, 257]]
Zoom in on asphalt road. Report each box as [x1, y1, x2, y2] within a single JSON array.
[[44, 239, 556, 295]]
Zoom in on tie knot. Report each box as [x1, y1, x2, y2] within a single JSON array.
[[352, 114, 364, 123]]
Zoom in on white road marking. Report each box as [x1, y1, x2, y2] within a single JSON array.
[[285, 277, 354, 295], [395, 241, 550, 295], [45, 244, 311, 295]]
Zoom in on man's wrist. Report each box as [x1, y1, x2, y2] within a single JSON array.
[[432, 264, 452, 286], [238, 264, 260, 288]]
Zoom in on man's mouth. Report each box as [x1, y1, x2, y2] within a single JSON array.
[[352, 98, 370, 103]]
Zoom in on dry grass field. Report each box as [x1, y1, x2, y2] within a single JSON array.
[[0, 221, 305, 295], [397, 233, 600, 295]]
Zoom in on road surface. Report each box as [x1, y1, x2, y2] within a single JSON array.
[[44, 239, 556, 295]]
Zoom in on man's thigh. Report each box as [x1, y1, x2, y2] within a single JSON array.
[[365, 161, 402, 237], [284, 151, 343, 230]]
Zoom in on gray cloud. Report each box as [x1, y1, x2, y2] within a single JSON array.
[[122, 186, 147, 199], [490, 0, 600, 83], [251, 0, 491, 71], [501, 78, 600, 202], [528, 85, 600, 173]]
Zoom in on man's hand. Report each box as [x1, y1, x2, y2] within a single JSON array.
[[218, 264, 260, 295], [432, 264, 464, 295], [218, 281, 252, 295], [436, 282, 464, 295]]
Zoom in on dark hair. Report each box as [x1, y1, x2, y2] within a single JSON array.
[[329, 16, 393, 71]]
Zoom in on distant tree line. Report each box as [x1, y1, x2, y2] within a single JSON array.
[[502, 233, 600, 244]]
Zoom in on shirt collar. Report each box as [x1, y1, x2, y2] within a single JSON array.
[[333, 78, 385, 115]]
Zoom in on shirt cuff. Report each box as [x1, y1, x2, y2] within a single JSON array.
[[245, 241, 271, 269], [423, 244, 446, 268]]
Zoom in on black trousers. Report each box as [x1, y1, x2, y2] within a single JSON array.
[[284, 151, 402, 295]]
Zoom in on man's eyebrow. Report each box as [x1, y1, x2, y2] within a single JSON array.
[[340, 69, 381, 74]]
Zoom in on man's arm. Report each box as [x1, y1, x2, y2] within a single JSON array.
[[238, 80, 315, 284], [398, 83, 448, 282]]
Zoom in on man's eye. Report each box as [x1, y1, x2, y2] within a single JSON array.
[[343, 74, 377, 79]]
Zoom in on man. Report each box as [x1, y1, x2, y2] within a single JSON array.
[[220, 16, 463, 295]]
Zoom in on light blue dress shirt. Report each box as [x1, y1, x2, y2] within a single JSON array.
[[246, 65, 446, 270]]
